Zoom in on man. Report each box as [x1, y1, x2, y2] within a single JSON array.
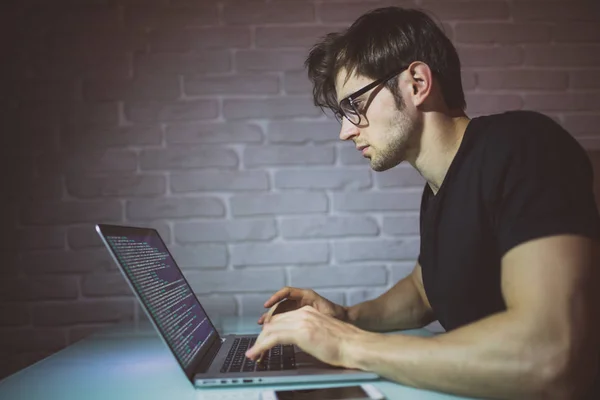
[[245, 7, 600, 399]]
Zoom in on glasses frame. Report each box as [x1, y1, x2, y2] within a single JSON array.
[[335, 65, 410, 126]]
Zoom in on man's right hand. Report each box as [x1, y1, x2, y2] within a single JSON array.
[[257, 287, 347, 325]]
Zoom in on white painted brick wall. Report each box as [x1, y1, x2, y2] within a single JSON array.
[[140, 146, 239, 170], [268, 121, 340, 143], [127, 199, 225, 224], [62, 125, 163, 149], [333, 191, 422, 212], [175, 220, 277, 243], [290, 266, 388, 288], [223, 97, 321, 119], [244, 145, 335, 167], [185, 269, 286, 294], [280, 216, 379, 239], [67, 175, 167, 198], [333, 239, 421, 263], [170, 244, 229, 269], [2, 0, 599, 380], [230, 242, 329, 267], [126, 100, 220, 123], [185, 74, 280, 96], [21, 201, 123, 225], [231, 193, 329, 216], [171, 171, 269, 192], [39, 150, 138, 175], [274, 168, 371, 190], [166, 122, 263, 144]]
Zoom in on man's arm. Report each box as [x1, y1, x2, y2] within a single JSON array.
[[344, 262, 436, 332], [343, 235, 600, 399]]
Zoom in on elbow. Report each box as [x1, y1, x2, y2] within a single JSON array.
[[532, 344, 597, 399]]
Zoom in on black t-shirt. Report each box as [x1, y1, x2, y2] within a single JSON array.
[[418, 110, 600, 396], [419, 110, 600, 331]]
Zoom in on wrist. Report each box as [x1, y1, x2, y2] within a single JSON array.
[[339, 305, 350, 323], [340, 329, 377, 370], [341, 304, 358, 325]]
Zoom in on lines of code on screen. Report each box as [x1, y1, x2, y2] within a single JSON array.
[[106, 234, 214, 368]]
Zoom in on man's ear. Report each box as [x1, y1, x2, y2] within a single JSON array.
[[405, 62, 433, 107]]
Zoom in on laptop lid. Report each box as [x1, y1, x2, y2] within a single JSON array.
[[95, 224, 221, 381]]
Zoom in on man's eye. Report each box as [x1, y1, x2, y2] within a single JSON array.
[[353, 100, 364, 113]]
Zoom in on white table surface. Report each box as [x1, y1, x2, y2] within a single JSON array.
[[0, 317, 481, 400]]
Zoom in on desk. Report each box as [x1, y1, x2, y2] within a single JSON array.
[[0, 317, 479, 400]]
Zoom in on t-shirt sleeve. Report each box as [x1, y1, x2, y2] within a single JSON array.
[[484, 113, 600, 257]]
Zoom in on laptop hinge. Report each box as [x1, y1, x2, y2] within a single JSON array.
[[195, 336, 223, 374]]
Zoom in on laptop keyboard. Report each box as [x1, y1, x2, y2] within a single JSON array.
[[220, 337, 296, 373]]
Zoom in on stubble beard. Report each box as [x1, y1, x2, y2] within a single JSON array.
[[369, 108, 416, 172]]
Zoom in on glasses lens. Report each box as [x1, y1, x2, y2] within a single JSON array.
[[340, 99, 360, 125], [333, 110, 343, 124]]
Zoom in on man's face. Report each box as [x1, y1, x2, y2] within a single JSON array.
[[334, 68, 420, 171]]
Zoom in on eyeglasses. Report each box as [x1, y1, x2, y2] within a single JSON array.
[[334, 65, 409, 126]]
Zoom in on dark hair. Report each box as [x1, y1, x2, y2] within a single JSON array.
[[305, 7, 466, 113]]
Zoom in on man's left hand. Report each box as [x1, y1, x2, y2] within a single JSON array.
[[245, 305, 370, 368]]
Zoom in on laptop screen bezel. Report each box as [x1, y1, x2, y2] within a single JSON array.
[[96, 223, 222, 381]]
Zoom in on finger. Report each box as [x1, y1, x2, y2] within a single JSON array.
[[248, 318, 300, 360], [264, 288, 292, 308], [246, 329, 269, 361], [300, 304, 317, 313], [264, 299, 301, 324], [268, 306, 308, 325], [257, 312, 268, 325], [256, 348, 269, 364], [250, 309, 310, 360], [263, 300, 289, 324], [246, 331, 289, 361], [263, 287, 305, 308]]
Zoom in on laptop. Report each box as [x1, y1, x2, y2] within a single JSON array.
[[95, 224, 378, 387]]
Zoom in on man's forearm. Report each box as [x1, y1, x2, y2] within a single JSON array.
[[343, 310, 594, 399], [344, 274, 434, 332]]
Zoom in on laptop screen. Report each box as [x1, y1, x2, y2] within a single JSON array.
[[101, 226, 216, 370]]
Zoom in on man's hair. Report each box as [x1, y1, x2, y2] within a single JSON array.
[[305, 7, 466, 113]]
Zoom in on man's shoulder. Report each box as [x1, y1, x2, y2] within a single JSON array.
[[470, 110, 593, 198], [475, 110, 566, 144], [472, 110, 582, 163]]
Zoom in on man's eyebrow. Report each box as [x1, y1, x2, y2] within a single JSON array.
[[337, 90, 354, 106]]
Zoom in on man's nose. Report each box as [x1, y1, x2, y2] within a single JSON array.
[[339, 118, 359, 141]]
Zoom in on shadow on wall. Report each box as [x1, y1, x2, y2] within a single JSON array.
[[588, 151, 600, 208]]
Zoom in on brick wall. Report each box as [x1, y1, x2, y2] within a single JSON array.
[[1, 0, 599, 380]]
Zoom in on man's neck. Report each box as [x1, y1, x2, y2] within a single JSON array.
[[409, 112, 471, 195]]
